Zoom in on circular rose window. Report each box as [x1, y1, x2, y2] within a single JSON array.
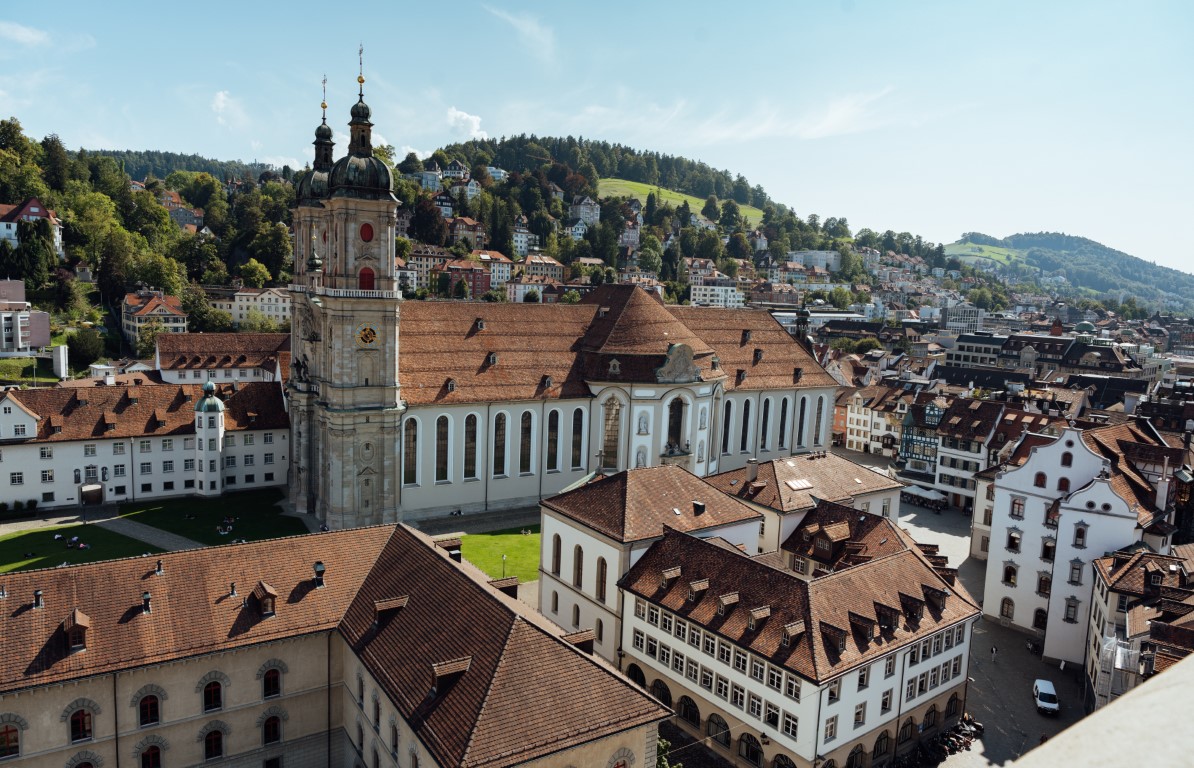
[[360, 223, 374, 242]]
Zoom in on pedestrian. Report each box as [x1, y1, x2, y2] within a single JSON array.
[[991, 645, 997, 663]]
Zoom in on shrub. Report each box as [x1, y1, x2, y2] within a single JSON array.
[[0, 502, 7, 514], [13, 501, 24, 512], [27, 499, 37, 511]]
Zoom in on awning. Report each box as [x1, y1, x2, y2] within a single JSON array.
[[80, 484, 103, 493], [904, 486, 947, 502]]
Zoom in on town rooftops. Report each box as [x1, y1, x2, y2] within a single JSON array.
[[620, 528, 979, 682], [0, 525, 668, 768], [156, 332, 289, 370], [0, 197, 60, 224], [781, 498, 915, 570], [542, 465, 762, 543], [123, 292, 185, 317], [705, 453, 902, 514]]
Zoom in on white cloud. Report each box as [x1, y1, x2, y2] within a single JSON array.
[[793, 87, 896, 139], [0, 21, 49, 47], [211, 90, 249, 130], [399, 145, 430, 160], [261, 155, 303, 170], [483, 6, 555, 63], [250, 139, 263, 151], [446, 107, 488, 140]]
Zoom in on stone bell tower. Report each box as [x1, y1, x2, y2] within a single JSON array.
[[289, 56, 404, 529]]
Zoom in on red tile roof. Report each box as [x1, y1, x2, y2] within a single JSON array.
[[156, 333, 290, 370], [706, 453, 902, 514], [542, 465, 762, 543], [123, 292, 185, 317]]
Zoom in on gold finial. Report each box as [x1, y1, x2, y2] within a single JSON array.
[[320, 74, 328, 114]]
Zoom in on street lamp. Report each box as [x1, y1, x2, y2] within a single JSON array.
[[502, 554, 507, 578]]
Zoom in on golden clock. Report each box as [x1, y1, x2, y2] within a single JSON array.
[[355, 323, 379, 348]]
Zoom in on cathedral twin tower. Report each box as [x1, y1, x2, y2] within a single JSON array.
[[288, 69, 405, 527]]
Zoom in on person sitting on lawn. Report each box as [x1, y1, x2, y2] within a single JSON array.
[[53, 533, 63, 540]]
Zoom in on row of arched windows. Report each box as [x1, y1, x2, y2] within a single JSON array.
[[719, 395, 825, 457], [549, 535, 609, 604], [403, 409, 587, 485]]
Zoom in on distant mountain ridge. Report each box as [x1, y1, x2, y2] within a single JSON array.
[[950, 232, 1194, 311]]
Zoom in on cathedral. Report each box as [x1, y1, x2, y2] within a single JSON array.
[[288, 75, 840, 529]]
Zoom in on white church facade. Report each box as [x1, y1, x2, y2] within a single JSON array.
[[286, 79, 840, 529]]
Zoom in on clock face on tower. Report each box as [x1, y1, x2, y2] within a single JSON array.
[[355, 323, 379, 348]]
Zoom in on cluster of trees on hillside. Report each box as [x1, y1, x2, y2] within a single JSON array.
[[87, 149, 279, 188], [0, 117, 295, 353]]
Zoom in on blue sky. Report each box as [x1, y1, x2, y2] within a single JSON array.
[[2, 1, 1191, 270]]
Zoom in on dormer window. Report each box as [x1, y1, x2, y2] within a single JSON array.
[[474, 317, 486, 331], [742, 329, 752, 344], [65, 608, 90, 652], [736, 369, 747, 385], [487, 352, 498, 366], [542, 375, 553, 389], [753, 348, 764, 365], [711, 355, 721, 371], [446, 378, 457, 393], [255, 581, 278, 617]]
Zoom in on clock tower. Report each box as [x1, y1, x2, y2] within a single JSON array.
[[289, 61, 404, 528]]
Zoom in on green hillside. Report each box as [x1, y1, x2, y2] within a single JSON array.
[[599, 178, 764, 227], [944, 241, 1024, 266]]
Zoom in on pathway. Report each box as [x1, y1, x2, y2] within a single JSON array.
[[95, 516, 204, 552]]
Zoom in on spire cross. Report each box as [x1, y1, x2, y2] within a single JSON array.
[[357, 44, 365, 96], [320, 74, 327, 120]]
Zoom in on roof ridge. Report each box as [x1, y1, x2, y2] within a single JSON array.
[[459, 617, 522, 765]]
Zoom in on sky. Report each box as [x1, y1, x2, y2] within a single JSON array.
[[2, 1, 1192, 270]]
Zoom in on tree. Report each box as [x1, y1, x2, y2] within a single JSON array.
[[239, 308, 284, 333], [452, 278, 470, 299], [410, 198, 448, 245], [523, 289, 541, 303], [719, 199, 741, 229], [398, 152, 423, 174], [373, 144, 396, 166], [701, 195, 719, 221], [395, 237, 412, 262], [645, 191, 658, 224], [726, 232, 751, 261], [67, 328, 104, 371], [559, 289, 581, 304], [250, 222, 293, 281], [829, 286, 852, 309], [638, 234, 664, 274], [480, 289, 507, 302], [136, 321, 166, 358], [694, 230, 723, 262], [239, 258, 271, 288], [656, 738, 681, 768]]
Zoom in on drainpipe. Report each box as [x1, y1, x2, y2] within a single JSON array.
[[112, 670, 121, 768], [327, 629, 333, 766]]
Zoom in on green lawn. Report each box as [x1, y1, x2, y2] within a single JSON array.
[[118, 488, 308, 546], [0, 523, 163, 573], [460, 525, 542, 584], [944, 241, 1025, 266], [598, 178, 764, 227], [0, 357, 59, 384]]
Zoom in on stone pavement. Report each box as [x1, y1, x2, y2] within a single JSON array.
[[94, 515, 203, 552], [412, 505, 542, 536], [898, 499, 1087, 766]]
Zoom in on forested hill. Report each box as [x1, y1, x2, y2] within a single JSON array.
[[955, 232, 1194, 310], [85, 149, 277, 184], [438, 135, 774, 209]]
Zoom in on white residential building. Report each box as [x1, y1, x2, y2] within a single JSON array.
[[207, 286, 292, 328], [471, 249, 514, 287], [121, 290, 188, 343], [154, 333, 289, 383], [0, 279, 50, 356], [983, 423, 1180, 665], [690, 279, 745, 308]]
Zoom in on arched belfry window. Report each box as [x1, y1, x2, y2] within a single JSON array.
[[358, 267, 375, 291], [601, 398, 621, 470]]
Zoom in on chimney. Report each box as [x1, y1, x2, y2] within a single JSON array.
[[313, 561, 326, 588], [155, 559, 164, 575], [487, 576, 520, 599], [33, 589, 43, 609], [434, 538, 463, 563], [229, 581, 237, 597], [141, 591, 152, 614], [104, 373, 116, 386], [747, 459, 759, 482], [693, 500, 706, 516], [1157, 456, 1171, 511]]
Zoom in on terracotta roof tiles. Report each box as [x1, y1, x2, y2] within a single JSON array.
[[706, 453, 902, 514]]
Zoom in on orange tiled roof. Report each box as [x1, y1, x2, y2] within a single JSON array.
[[706, 453, 902, 514], [156, 333, 289, 370]]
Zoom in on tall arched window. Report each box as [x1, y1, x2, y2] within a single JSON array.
[[1057, 477, 1070, 492], [1061, 452, 1073, 467], [595, 618, 604, 643], [1033, 608, 1048, 630], [435, 416, 450, 483], [519, 412, 533, 474], [707, 714, 731, 746], [738, 733, 762, 765], [571, 604, 580, 627], [358, 267, 375, 290], [547, 410, 560, 472], [650, 679, 673, 708], [402, 419, 418, 485], [946, 693, 960, 717], [463, 414, 478, 479], [760, 398, 771, 450], [779, 398, 789, 448], [492, 413, 507, 476], [570, 408, 584, 469], [1034, 472, 1047, 488], [813, 396, 825, 446], [722, 402, 733, 455], [263, 714, 281, 744], [69, 709, 92, 742], [1000, 597, 1015, 620], [263, 667, 281, 699], [923, 705, 938, 729], [873, 731, 891, 759], [573, 545, 584, 588], [845, 745, 865, 768], [601, 398, 621, 470], [667, 398, 685, 449], [140, 746, 161, 768], [596, 557, 608, 603], [1003, 564, 1018, 586], [677, 696, 700, 727], [797, 397, 807, 447], [551, 534, 561, 575], [204, 729, 223, 760], [0, 724, 17, 760], [740, 399, 751, 452]]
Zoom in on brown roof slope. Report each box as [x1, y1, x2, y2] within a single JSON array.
[[398, 302, 595, 405], [7, 381, 288, 442], [667, 305, 838, 390], [340, 526, 667, 768], [156, 332, 289, 370], [542, 465, 762, 543], [580, 285, 713, 356], [781, 499, 909, 567], [0, 527, 394, 695], [706, 453, 902, 513]]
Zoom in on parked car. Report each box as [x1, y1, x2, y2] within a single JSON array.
[[1033, 679, 1060, 715]]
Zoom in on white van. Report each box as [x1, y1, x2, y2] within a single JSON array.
[[1033, 679, 1060, 715]]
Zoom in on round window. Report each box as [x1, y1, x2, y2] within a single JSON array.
[[360, 223, 374, 242], [1065, 440, 1074, 448], [1086, 501, 1095, 509]]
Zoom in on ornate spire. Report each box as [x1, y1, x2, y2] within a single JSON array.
[[358, 43, 365, 98], [321, 74, 328, 123]]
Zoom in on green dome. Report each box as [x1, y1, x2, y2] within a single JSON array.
[[195, 381, 225, 413], [296, 169, 330, 203], [329, 152, 393, 200], [1075, 321, 1096, 333]]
